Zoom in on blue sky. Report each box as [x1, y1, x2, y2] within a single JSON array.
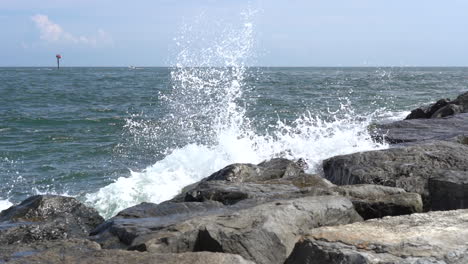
[[1, 0, 468, 66]]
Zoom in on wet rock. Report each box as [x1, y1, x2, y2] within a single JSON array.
[[323, 141, 468, 210], [3, 238, 254, 264], [429, 170, 468, 211], [91, 196, 362, 264], [183, 181, 303, 205], [0, 195, 104, 245], [175, 165, 420, 220], [372, 113, 468, 144], [431, 103, 464, 118], [285, 209, 468, 264], [405, 98, 450, 119], [206, 158, 304, 183], [90, 201, 226, 249], [405, 92, 468, 120]]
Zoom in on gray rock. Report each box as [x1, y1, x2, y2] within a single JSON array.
[[206, 158, 305, 183], [285, 209, 468, 264], [429, 170, 468, 211], [323, 141, 468, 210], [405, 92, 468, 120], [92, 196, 362, 264], [406, 98, 450, 120], [332, 185, 423, 220], [431, 103, 464, 118], [3, 238, 254, 264], [372, 113, 468, 144], [0, 195, 104, 245], [90, 201, 227, 249]]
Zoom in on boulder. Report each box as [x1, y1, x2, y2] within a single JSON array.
[[91, 196, 362, 264], [404, 92, 468, 120], [2, 238, 254, 264], [285, 209, 468, 264], [371, 113, 468, 144], [323, 141, 468, 210], [206, 158, 304, 183], [332, 185, 423, 220], [429, 170, 468, 211], [0, 195, 104, 244], [90, 201, 227, 249], [405, 98, 450, 119], [431, 103, 464, 118]]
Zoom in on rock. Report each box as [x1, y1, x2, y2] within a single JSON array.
[[0, 195, 104, 245], [206, 158, 304, 183], [285, 209, 468, 264], [431, 103, 464, 118], [1, 238, 101, 263], [372, 113, 468, 144], [323, 141, 468, 210], [332, 185, 423, 220], [91, 196, 362, 264], [404, 92, 468, 120], [90, 201, 227, 249], [405, 98, 450, 119], [452, 91, 468, 109], [183, 181, 303, 205], [429, 170, 468, 211], [3, 238, 254, 264]]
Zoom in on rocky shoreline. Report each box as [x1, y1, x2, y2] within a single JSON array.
[[1, 92, 468, 264]]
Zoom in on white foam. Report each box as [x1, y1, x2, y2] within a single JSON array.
[[0, 199, 12, 212]]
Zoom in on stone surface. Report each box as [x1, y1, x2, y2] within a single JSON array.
[[405, 92, 468, 120], [332, 185, 423, 220], [372, 113, 468, 144], [429, 170, 468, 211], [285, 209, 468, 264], [206, 158, 305, 183], [2, 239, 254, 264], [323, 141, 468, 209], [0, 195, 104, 245], [91, 196, 363, 264], [405, 98, 450, 119]]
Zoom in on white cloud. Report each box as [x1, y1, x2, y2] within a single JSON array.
[[31, 14, 113, 46]]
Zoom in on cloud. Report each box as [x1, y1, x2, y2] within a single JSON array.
[[31, 14, 113, 46]]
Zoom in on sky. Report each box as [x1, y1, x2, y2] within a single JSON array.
[[1, 0, 468, 67]]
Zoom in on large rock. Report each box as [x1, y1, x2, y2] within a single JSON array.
[[405, 91, 468, 120], [285, 209, 468, 264], [91, 196, 362, 264], [90, 201, 227, 249], [0, 195, 104, 244], [372, 113, 468, 144], [206, 158, 305, 183], [331, 185, 423, 220], [2, 238, 254, 264], [323, 141, 468, 210], [429, 170, 468, 211]]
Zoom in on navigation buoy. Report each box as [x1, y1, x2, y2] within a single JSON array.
[[56, 54, 62, 69]]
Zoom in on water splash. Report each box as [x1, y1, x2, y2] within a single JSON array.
[[86, 10, 388, 219]]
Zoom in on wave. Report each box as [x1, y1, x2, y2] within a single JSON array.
[[85, 9, 388, 219]]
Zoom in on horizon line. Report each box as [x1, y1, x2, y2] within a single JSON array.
[[2, 65, 468, 68]]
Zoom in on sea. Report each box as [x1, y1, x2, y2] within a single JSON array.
[[1, 66, 467, 218], [2, 17, 468, 218]]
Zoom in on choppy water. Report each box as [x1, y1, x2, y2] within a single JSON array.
[[2, 14, 468, 217], [2, 66, 467, 217]]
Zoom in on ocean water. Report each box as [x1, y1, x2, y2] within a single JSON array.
[[2, 16, 468, 217], [1, 66, 467, 218]]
